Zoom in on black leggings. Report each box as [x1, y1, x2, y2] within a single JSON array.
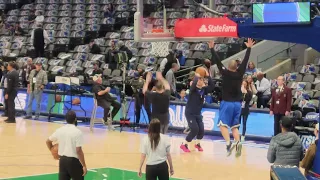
[[185, 114, 204, 142], [239, 114, 248, 136], [146, 161, 169, 180]]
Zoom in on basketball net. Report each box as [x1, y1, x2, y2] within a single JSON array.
[[150, 41, 170, 57]]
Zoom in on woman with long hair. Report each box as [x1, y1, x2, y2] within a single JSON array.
[[245, 62, 257, 76], [138, 119, 174, 180], [240, 80, 253, 141]]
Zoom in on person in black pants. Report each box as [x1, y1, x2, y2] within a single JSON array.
[[180, 71, 214, 153], [4, 62, 19, 123], [30, 23, 50, 58], [134, 67, 152, 126], [138, 119, 174, 180], [46, 111, 87, 180], [92, 75, 121, 130], [239, 80, 253, 141]]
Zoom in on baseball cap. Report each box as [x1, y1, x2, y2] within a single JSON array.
[[35, 62, 42, 65], [92, 74, 101, 82], [280, 116, 293, 129]]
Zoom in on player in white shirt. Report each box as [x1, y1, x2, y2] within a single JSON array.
[[138, 119, 174, 180], [46, 111, 87, 180]]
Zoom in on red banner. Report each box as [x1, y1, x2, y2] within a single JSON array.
[[174, 17, 238, 38]]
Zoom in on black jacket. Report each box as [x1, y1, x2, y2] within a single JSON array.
[[6, 69, 19, 93], [33, 28, 44, 48], [90, 44, 101, 54]]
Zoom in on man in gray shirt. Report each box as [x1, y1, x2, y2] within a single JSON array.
[[165, 63, 179, 96], [25, 62, 48, 120]]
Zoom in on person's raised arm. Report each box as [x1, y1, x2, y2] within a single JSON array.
[[156, 71, 170, 91], [143, 72, 152, 94], [238, 38, 255, 75], [208, 41, 224, 72]]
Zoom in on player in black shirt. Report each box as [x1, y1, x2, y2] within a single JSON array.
[[143, 72, 171, 134], [180, 71, 214, 153], [208, 38, 255, 157]]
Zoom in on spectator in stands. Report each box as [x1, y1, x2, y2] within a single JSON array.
[[13, 23, 25, 36], [89, 40, 101, 54], [28, 10, 36, 24], [255, 72, 271, 108], [91, 62, 103, 76], [270, 76, 292, 136], [25, 62, 48, 120], [35, 11, 44, 25], [301, 123, 319, 176], [165, 63, 179, 96], [105, 40, 118, 70], [92, 75, 121, 130], [179, 90, 187, 102], [246, 75, 257, 107], [4, 62, 19, 123], [30, 23, 51, 58], [104, 4, 115, 18], [118, 41, 133, 69], [0, 22, 8, 35], [161, 51, 180, 77], [245, 62, 257, 76], [267, 116, 303, 167], [22, 58, 36, 87], [118, 41, 132, 60], [176, 50, 186, 66]]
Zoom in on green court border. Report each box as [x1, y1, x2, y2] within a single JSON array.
[[1, 167, 184, 180]]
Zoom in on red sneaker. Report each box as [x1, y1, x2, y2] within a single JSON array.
[[195, 143, 203, 152], [180, 144, 190, 153]]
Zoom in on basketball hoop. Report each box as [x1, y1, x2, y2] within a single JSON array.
[[150, 28, 171, 57]]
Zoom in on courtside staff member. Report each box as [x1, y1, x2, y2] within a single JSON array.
[[5, 62, 19, 123], [138, 119, 174, 180], [46, 111, 87, 180]]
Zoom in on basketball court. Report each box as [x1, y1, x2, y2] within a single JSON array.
[[0, 118, 272, 180]]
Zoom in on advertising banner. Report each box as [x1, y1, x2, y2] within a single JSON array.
[[0, 90, 274, 137], [174, 17, 238, 38]]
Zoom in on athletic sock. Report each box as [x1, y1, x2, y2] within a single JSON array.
[[226, 141, 231, 146], [184, 140, 189, 145], [195, 139, 200, 145]]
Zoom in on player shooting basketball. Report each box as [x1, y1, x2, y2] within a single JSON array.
[[180, 69, 214, 152], [208, 38, 255, 157]]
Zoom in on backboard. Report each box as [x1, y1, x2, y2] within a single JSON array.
[[134, 0, 239, 42]]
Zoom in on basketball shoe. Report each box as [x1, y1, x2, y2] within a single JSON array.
[[195, 143, 203, 151], [180, 143, 191, 153], [235, 141, 242, 157]]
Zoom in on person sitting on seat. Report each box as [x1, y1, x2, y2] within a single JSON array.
[[91, 61, 102, 76], [89, 39, 101, 54], [301, 123, 319, 176], [92, 75, 121, 130], [267, 116, 303, 167]]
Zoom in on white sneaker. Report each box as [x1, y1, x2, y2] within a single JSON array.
[[241, 136, 245, 142], [107, 119, 115, 131]]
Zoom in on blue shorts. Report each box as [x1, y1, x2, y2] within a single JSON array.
[[218, 101, 241, 129]]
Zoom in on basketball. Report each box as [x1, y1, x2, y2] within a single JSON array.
[[55, 95, 62, 102], [195, 67, 207, 77], [51, 144, 59, 160], [72, 98, 81, 105]]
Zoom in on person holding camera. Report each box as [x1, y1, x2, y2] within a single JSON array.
[[143, 72, 171, 134], [134, 65, 152, 127], [24, 62, 48, 120], [92, 75, 121, 130], [4, 62, 19, 123]]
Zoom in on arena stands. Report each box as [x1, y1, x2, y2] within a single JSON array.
[[0, 0, 252, 88]]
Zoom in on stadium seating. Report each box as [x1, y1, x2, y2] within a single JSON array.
[[0, 0, 266, 87]]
